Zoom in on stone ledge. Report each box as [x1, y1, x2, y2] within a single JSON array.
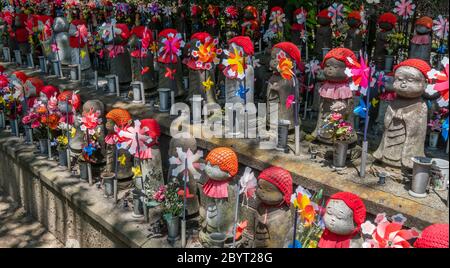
[[2, 62, 449, 233]]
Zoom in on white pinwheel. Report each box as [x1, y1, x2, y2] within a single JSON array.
[[169, 148, 204, 181], [239, 167, 257, 206], [118, 120, 152, 155]]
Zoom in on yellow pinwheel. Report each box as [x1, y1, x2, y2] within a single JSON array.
[[132, 166, 142, 178], [118, 154, 127, 167], [202, 76, 214, 92]]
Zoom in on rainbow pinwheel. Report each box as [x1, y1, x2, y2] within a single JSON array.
[[291, 186, 318, 227], [276, 51, 295, 81], [191, 37, 222, 70], [169, 147, 204, 181], [361, 213, 419, 248], [118, 120, 152, 155], [433, 15, 449, 40], [328, 3, 344, 25], [269, 9, 286, 28], [158, 32, 185, 63], [393, 0, 416, 20], [223, 45, 246, 80], [75, 24, 89, 43], [99, 21, 121, 43], [426, 57, 449, 107], [80, 108, 102, 135], [345, 54, 371, 95]]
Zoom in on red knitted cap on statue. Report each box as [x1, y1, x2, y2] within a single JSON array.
[[394, 59, 431, 80], [40, 85, 59, 99], [322, 48, 357, 68], [258, 166, 293, 205], [378, 12, 397, 25], [206, 147, 239, 178], [57, 90, 81, 111], [244, 6, 258, 19], [416, 16, 433, 29], [274, 42, 301, 68], [15, 28, 29, 43], [191, 32, 211, 43], [158, 28, 177, 39], [140, 118, 161, 140], [0, 75, 9, 88], [414, 224, 449, 248], [270, 6, 284, 14], [348, 11, 361, 21], [131, 26, 154, 41], [228, 36, 254, 56], [71, 19, 86, 27], [11, 71, 28, 83], [318, 9, 331, 19], [327, 192, 366, 229], [293, 8, 305, 16]]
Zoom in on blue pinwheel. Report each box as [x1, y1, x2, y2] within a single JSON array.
[[83, 144, 96, 157], [236, 83, 249, 101], [442, 117, 449, 141], [354, 97, 371, 119]]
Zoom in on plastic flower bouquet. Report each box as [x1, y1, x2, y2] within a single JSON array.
[[320, 113, 354, 142]]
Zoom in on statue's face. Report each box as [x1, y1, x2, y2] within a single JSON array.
[[256, 179, 284, 206], [347, 18, 360, 28], [393, 66, 426, 98], [204, 162, 231, 181], [318, 17, 332, 26], [269, 48, 286, 72], [39, 92, 48, 104], [58, 101, 72, 113], [105, 118, 115, 133], [416, 25, 431, 34], [379, 22, 394, 31], [323, 199, 356, 235], [53, 17, 69, 33], [323, 58, 348, 82], [82, 100, 104, 116]]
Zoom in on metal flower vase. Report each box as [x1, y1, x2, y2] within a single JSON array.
[[333, 141, 348, 168], [409, 157, 433, 198]]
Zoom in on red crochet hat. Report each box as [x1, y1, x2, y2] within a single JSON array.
[[414, 224, 449, 248], [130, 26, 154, 42], [40, 85, 59, 99], [258, 166, 293, 205], [15, 28, 29, 43], [115, 23, 130, 43], [0, 75, 9, 88], [322, 48, 357, 68], [415, 16, 433, 29], [191, 32, 211, 43], [57, 90, 81, 111], [318, 9, 331, 19], [228, 36, 254, 56], [140, 118, 161, 140], [378, 12, 398, 25], [394, 59, 431, 80], [293, 8, 305, 16], [206, 147, 239, 178], [270, 6, 284, 14], [327, 192, 366, 230], [274, 42, 301, 68], [348, 11, 362, 22], [244, 6, 258, 19], [158, 28, 177, 39], [11, 71, 28, 84]]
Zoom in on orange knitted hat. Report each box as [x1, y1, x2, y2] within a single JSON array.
[[57, 90, 81, 111], [206, 147, 239, 177], [106, 108, 132, 128], [415, 16, 433, 29], [394, 59, 431, 80], [378, 12, 397, 25]]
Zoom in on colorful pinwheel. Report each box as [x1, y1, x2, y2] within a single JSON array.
[[223, 45, 246, 80], [165, 67, 176, 80], [426, 57, 449, 107], [269, 9, 285, 28], [362, 213, 419, 248], [236, 84, 249, 101], [354, 97, 371, 118], [75, 24, 89, 43], [296, 8, 307, 25], [118, 120, 152, 155], [191, 37, 222, 70], [158, 32, 185, 63], [291, 186, 318, 227], [286, 95, 295, 109], [393, 0, 416, 20], [202, 77, 214, 92], [345, 54, 371, 95], [442, 117, 449, 141], [328, 3, 344, 25], [305, 60, 321, 79], [433, 15, 449, 40], [80, 108, 102, 135], [168, 148, 204, 181], [276, 51, 295, 81]]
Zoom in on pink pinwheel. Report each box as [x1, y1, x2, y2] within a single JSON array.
[[393, 0, 416, 20], [286, 95, 295, 109], [118, 120, 152, 155], [433, 15, 449, 40], [239, 167, 257, 205], [328, 3, 344, 25], [158, 32, 185, 63], [345, 54, 371, 95], [80, 108, 102, 135], [51, 43, 59, 52], [427, 57, 449, 107], [76, 24, 89, 42]]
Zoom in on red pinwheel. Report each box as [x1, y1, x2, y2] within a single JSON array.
[[165, 67, 176, 80], [427, 57, 449, 107]]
